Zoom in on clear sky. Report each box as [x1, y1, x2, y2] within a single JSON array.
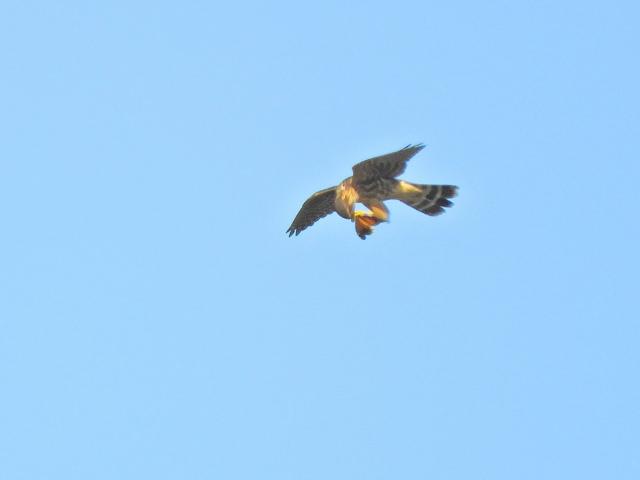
[[1, 1, 639, 479]]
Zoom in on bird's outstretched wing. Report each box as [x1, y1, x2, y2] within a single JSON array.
[[352, 144, 425, 183], [287, 186, 337, 236]]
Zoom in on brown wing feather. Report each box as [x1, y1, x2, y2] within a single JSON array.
[[287, 186, 337, 236], [352, 144, 425, 182]]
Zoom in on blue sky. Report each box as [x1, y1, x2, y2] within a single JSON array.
[[1, 1, 639, 478]]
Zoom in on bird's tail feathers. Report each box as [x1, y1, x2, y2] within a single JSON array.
[[398, 183, 458, 216]]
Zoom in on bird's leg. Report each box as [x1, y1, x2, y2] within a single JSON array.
[[364, 200, 389, 223]]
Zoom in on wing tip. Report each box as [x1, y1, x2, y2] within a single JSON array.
[[400, 143, 427, 160]]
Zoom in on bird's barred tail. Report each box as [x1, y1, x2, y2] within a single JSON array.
[[400, 183, 458, 216]]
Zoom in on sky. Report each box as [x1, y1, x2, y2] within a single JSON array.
[[1, 0, 639, 478]]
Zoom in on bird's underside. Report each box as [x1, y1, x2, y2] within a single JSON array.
[[287, 144, 458, 239]]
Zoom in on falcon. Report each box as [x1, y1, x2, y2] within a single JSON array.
[[287, 144, 458, 239]]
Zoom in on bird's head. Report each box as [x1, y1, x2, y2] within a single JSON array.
[[335, 178, 357, 219]]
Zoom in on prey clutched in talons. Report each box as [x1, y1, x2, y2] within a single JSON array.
[[353, 210, 385, 239]]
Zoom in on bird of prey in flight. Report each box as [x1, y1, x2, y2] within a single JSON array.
[[287, 144, 458, 239]]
